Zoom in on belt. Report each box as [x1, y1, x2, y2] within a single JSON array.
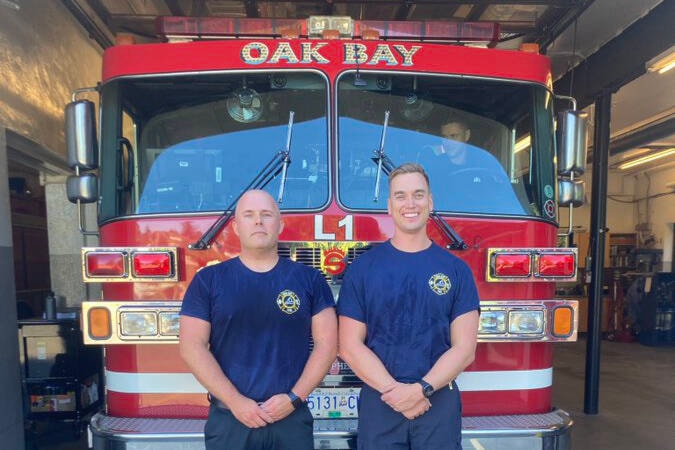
[[208, 394, 264, 410]]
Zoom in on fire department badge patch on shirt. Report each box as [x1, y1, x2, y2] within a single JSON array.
[[277, 290, 300, 314], [428, 273, 451, 295]]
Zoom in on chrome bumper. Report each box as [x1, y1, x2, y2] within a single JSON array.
[[88, 409, 571, 449]]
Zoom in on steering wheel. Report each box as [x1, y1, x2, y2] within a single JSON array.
[[449, 167, 507, 185]]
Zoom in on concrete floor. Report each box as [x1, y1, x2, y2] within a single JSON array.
[[552, 337, 675, 450], [33, 337, 675, 450], [25, 420, 87, 450]]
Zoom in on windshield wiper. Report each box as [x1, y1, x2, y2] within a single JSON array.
[[369, 130, 468, 251], [428, 213, 468, 250], [371, 111, 395, 202], [276, 111, 294, 204], [189, 111, 295, 250]]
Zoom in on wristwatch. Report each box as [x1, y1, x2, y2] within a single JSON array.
[[287, 391, 304, 409], [417, 379, 435, 398]]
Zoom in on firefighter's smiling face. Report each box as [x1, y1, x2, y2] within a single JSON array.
[[233, 190, 284, 251], [388, 172, 433, 236]]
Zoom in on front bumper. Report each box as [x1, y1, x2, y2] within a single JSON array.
[[88, 409, 572, 449]]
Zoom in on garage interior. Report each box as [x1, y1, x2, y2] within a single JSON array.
[[1, 1, 673, 449]]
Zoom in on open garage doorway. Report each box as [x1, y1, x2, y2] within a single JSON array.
[[5, 130, 71, 320]]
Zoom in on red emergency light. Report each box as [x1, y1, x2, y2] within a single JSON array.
[[156, 16, 499, 45], [537, 252, 576, 278], [86, 252, 126, 277], [491, 252, 531, 278], [487, 248, 578, 282], [132, 252, 174, 278], [82, 247, 179, 282]]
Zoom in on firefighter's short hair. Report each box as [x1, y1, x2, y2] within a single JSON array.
[[388, 163, 430, 190]]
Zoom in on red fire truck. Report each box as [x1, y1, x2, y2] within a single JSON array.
[[66, 15, 587, 450]]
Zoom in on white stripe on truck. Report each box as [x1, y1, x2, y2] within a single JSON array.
[[105, 368, 552, 394]]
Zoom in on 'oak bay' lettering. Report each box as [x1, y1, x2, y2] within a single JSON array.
[[241, 42, 420, 66]]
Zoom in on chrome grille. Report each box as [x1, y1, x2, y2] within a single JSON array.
[[278, 242, 374, 283], [296, 247, 322, 268], [278, 247, 292, 260]]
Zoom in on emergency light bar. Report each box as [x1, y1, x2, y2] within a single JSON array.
[[487, 248, 577, 282], [156, 16, 499, 45], [355, 20, 499, 43], [82, 247, 178, 282]]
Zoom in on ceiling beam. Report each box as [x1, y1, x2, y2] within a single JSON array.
[[6, 130, 71, 174], [610, 115, 675, 156], [164, 0, 187, 16], [108, 14, 157, 28], [554, 0, 675, 110], [60, 0, 114, 48], [86, 0, 111, 23], [466, 4, 488, 21], [244, 0, 260, 18], [537, 0, 594, 50]]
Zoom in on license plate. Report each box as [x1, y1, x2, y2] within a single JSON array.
[[307, 387, 360, 418]]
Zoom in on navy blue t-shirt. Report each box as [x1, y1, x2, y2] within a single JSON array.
[[180, 257, 335, 401], [337, 241, 480, 383]]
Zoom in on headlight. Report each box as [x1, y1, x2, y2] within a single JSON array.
[[479, 311, 506, 333], [159, 312, 180, 336], [508, 310, 544, 334], [120, 312, 158, 336]]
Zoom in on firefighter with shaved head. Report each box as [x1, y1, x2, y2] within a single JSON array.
[[180, 189, 337, 450]]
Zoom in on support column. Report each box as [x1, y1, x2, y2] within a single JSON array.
[[584, 90, 612, 415], [0, 128, 25, 448], [45, 178, 99, 308]]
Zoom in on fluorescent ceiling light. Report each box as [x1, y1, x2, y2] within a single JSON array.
[[647, 46, 675, 74], [618, 148, 675, 170]]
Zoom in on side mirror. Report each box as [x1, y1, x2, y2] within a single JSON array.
[[556, 110, 588, 176], [66, 173, 98, 204], [66, 100, 99, 170], [558, 179, 584, 208]]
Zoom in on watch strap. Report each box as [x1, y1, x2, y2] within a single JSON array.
[[287, 391, 303, 409], [417, 379, 434, 398]]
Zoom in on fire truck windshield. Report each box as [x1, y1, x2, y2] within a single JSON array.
[[337, 72, 556, 219], [99, 71, 329, 218]]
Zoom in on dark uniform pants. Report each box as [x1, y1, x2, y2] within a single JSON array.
[[357, 382, 463, 450], [204, 403, 314, 450]]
